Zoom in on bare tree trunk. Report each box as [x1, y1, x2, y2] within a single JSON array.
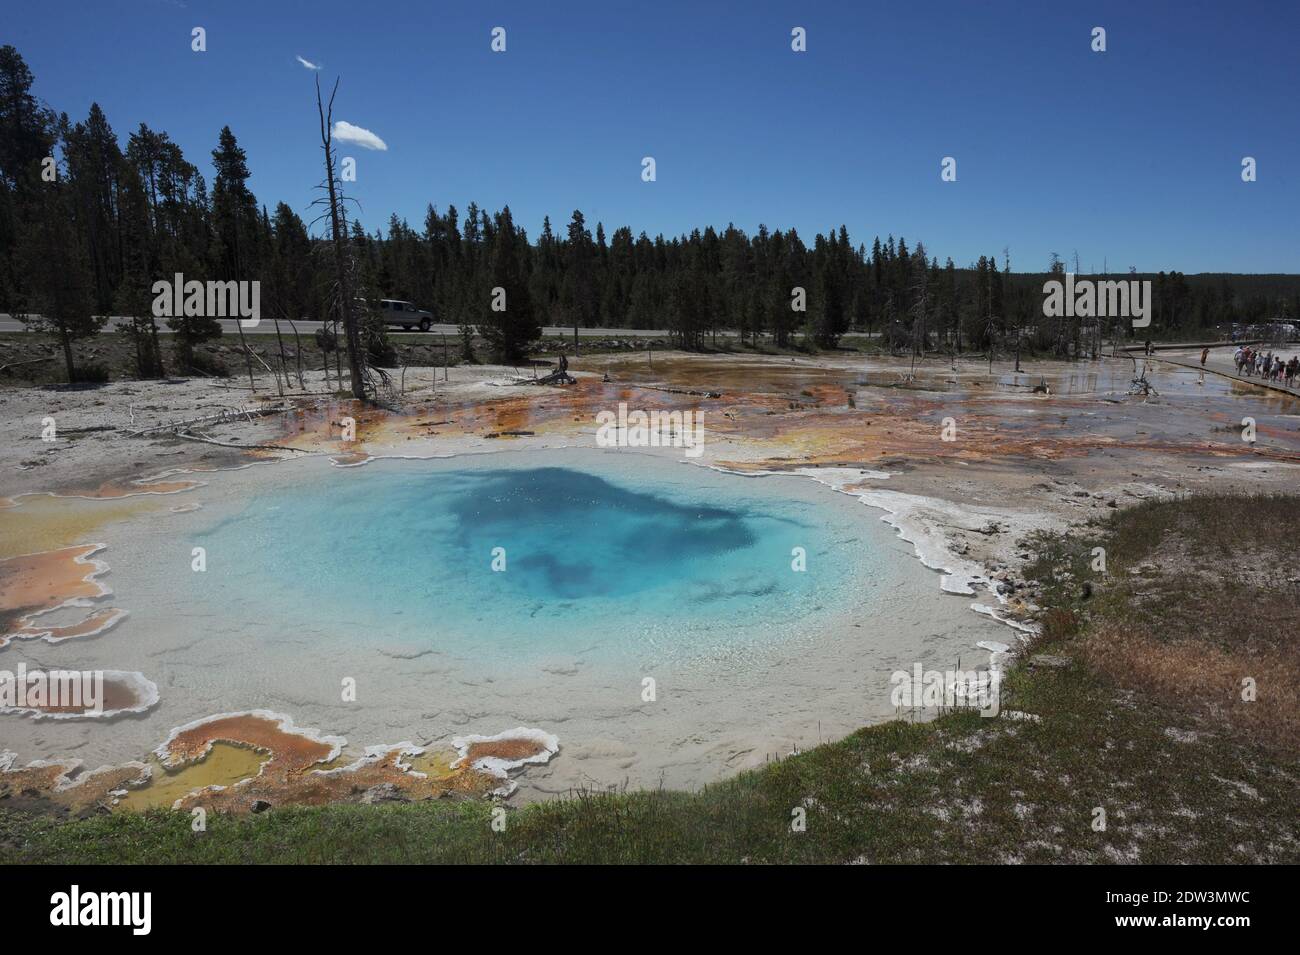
[[234, 319, 256, 391], [286, 317, 306, 388], [317, 76, 366, 400], [148, 316, 166, 377], [226, 205, 257, 392], [131, 321, 144, 377], [272, 309, 291, 391], [59, 324, 76, 382], [334, 316, 342, 386]]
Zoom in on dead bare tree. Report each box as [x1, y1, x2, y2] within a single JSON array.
[[984, 271, 998, 376], [1006, 247, 1023, 374], [269, 303, 293, 393], [311, 76, 367, 400], [284, 315, 306, 388], [907, 270, 929, 379], [1127, 352, 1159, 399], [233, 314, 257, 391], [882, 291, 897, 354]]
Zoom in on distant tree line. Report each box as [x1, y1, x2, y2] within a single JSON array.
[[1, 44, 1297, 381]]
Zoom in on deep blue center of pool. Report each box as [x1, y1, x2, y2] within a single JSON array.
[[449, 468, 760, 599]]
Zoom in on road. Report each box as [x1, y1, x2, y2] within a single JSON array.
[[0, 314, 673, 337]]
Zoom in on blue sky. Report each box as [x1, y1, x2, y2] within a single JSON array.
[[7, 0, 1298, 273]]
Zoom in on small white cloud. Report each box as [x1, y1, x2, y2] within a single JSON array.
[[296, 55, 321, 70], [332, 120, 387, 151]]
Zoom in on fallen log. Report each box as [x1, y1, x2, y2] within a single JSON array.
[[173, 430, 307, 453], [529, 370, 576, 386], [639, 384, 722, 399], [125, 404, 293, 438], [0, 353, 56, 374]]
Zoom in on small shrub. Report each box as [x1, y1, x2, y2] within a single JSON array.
[[189, 350, 230, 378], [71, 362, 109, 384]]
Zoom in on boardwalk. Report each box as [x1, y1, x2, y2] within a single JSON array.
[[1153, 345, 1300, 399]]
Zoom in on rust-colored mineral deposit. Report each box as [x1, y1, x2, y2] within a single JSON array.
[[0, 544, 126, 648]]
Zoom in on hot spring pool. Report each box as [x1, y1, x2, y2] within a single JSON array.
[[7, 448, 1015, 796]]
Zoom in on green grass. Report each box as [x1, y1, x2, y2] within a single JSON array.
[[3, 495, 1297, 864]]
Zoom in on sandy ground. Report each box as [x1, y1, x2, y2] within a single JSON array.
[[3, 349, 1299, 806]]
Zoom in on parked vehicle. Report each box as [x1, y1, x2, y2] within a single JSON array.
[[378, 299, 433, 331], [1242, 321, 1298, 344]]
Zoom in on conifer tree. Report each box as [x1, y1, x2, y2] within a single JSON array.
[[478, 205, 539, 362], [15, 167, 104, 381]]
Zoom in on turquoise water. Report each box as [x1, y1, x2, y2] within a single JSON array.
[[191, 452, 875, 665]]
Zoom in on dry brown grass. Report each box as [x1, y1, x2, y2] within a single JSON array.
[[1071, 493, 1300, 756], [1081, 621, 1299, 754]]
